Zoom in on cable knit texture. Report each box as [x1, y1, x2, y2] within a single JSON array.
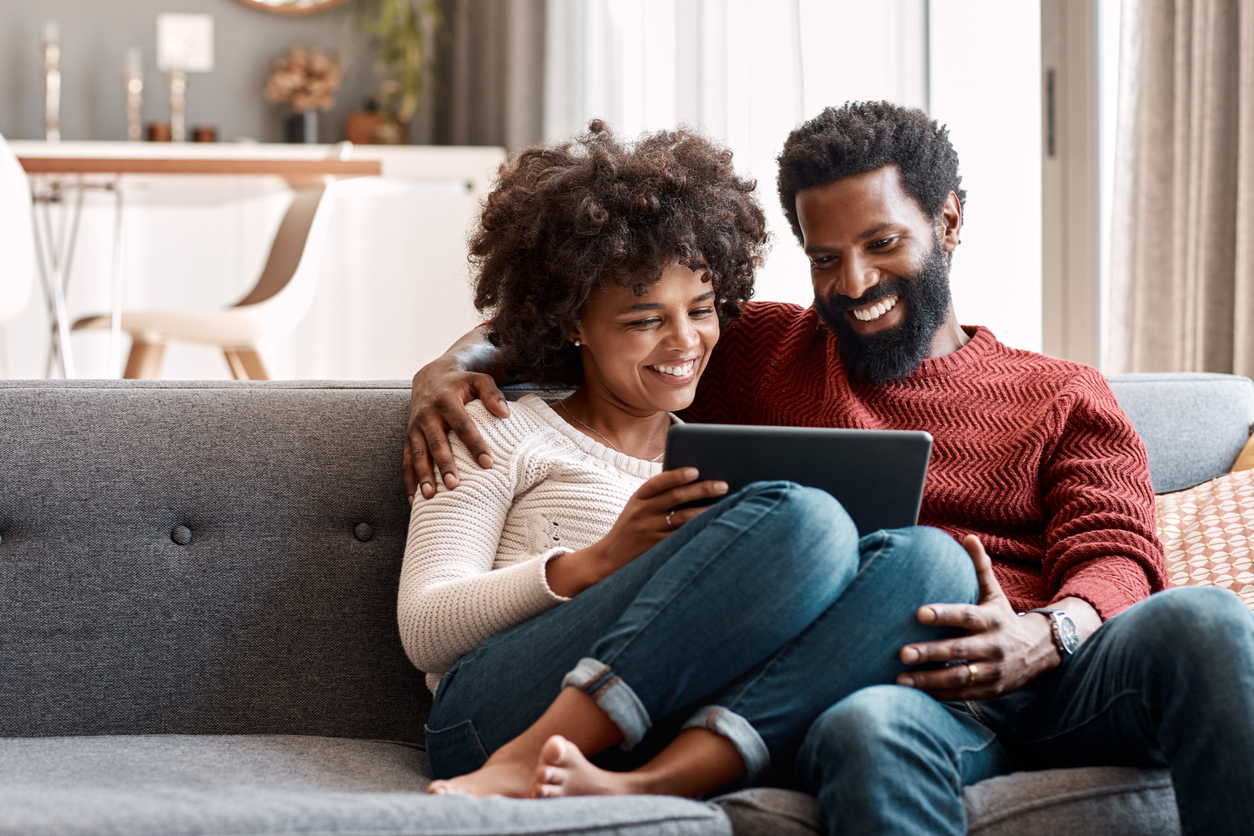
[[399, 395, 663, 693], [681, 301, 1167, 620]]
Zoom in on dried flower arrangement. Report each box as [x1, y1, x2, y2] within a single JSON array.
[[265, 47, 343, 113]]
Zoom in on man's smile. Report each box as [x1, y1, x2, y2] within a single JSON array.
[[851, 295, 899, 322]]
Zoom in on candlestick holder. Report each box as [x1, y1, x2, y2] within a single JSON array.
[[125, 48, 144, 142], [43, 21, 61, 142], [168, 70, 188, 143]]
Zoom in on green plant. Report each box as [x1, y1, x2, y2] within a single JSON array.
[[355, 0, 442, 123]]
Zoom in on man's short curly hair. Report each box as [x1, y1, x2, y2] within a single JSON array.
[[776, 101, 966, 244], [471, 120, 768, 386]]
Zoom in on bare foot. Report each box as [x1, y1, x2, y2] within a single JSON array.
[[528, 735, 646, 798], [427, 759, 533, 798]]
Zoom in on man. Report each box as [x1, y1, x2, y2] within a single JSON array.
[[404, 102, 1254, 835]]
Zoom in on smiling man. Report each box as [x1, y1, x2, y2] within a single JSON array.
[[403, 102, 1254, 835]]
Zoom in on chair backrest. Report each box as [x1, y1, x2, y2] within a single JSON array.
[[0, 131, 35, 325], [232, 176, 440, 340]]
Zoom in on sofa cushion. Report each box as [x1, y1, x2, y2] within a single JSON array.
[[963, 766, 1178, 835], [1107, 373, 1254, 493], [1157, 469, 1254, 610], [0, 380, 428, 743], [713, 767, 1177, 836], [0, 734, 731, 836]]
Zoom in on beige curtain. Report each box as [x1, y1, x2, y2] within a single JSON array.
[[1109, 0, 1254, 375], [432, 0, 547, 152]]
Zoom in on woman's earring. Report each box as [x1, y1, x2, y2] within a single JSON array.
[[572, 338, 581, 347]]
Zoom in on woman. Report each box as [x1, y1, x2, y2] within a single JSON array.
[[398, 122, 977, 799]]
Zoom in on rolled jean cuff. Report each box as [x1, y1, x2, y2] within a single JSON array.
[[561, 657, 652, 750], [682, 705, 770, 786]]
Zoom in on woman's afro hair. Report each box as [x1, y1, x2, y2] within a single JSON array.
[[471, 120, 768, 386]]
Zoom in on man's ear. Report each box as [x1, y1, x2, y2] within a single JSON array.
[[939, 191, 963, 252]]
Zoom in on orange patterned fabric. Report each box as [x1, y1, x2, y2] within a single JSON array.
[[1157, 469, 1254, 610], [682, 301, 1167, 620]]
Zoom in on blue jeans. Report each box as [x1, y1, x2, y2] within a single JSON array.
[[426, 481, 979, 784], [797, 585, 1254, 836]]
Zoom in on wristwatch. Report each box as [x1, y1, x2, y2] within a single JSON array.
[[1025, 608, 1081, 659]]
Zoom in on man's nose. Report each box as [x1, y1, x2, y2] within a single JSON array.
[[837, 254, 880, 300]]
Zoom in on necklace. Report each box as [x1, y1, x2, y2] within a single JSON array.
[[555, 401, 665, 463]]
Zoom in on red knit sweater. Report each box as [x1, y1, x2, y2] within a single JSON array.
[[681, 302, 1167, 620]]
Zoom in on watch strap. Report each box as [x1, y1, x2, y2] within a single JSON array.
[[1026, 607, 1078, 658]]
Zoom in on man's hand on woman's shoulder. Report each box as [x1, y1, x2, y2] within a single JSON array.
[[405, 339, 510, 504]]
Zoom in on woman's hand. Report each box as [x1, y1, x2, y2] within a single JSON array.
[[545, 468, 728, 597]]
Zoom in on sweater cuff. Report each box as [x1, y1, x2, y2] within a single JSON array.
[[1054, 556, 1155, 620], [535, 547, 574, 602]]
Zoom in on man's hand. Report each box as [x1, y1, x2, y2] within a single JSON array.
[[404, 351, 510, 504], [894, 535, 1062, 701]]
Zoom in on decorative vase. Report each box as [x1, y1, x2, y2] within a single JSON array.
[[285, 109, 319, 144], [345, 110, 406, 145]]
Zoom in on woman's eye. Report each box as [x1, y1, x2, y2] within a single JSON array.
[[690, 307, 715, 318], [811, 255, 835, 266], [627, 318, 661, 329]]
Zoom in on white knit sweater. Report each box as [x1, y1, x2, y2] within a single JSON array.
[[398, 394, 666, 694]]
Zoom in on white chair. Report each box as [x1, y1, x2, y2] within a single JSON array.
[[0, 132, 36, 376], [73, 176, 392, 380]]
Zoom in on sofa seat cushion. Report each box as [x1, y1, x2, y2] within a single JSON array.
[[0, 735, 730, 836], [713, 766, 1177, 836]]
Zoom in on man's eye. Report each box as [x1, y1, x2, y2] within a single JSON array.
[[811, 255, 835, 266], [870, 238, 893, 249]]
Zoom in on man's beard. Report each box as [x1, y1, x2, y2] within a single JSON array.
[[814, 237, 952, 386]]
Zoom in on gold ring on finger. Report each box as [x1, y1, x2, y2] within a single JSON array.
[[967, 663, 978, 686]]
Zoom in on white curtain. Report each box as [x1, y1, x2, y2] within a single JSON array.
[[542, 0, 931, 308], [1108, 0, 1254, 374]]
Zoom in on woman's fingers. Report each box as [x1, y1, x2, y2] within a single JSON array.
[[635, 467, 704, 499], [663, 506, 708, 528], [660, 478, 729, 510]]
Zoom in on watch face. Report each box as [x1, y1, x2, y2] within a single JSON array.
[[1056, 613, 1081, 654]]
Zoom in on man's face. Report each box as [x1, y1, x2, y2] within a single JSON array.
[[795, 165, 956, 385]]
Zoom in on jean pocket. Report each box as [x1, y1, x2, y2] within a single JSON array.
[[425, 718, 490, 779]]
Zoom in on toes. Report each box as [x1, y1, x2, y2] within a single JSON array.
[[539, 734, 571, 767]]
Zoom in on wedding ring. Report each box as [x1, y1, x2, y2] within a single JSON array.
[[967, 663, 978, 686], [666, 511, 676, 530]]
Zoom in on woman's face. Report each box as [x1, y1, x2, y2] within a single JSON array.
[[572, 262, 720, 416]]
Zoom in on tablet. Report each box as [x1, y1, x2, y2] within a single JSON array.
[[664, 424, 933, 536]]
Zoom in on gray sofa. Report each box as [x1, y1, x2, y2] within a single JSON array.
[[2, 373, 1250, 836]]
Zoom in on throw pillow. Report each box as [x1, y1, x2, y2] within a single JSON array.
[[1156, 469, 1254, 610]]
